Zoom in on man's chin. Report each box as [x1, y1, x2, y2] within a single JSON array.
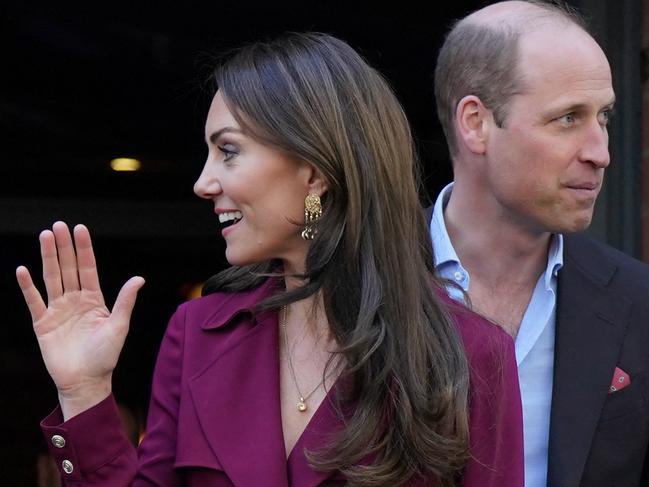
[[558, 214, 593, 234]]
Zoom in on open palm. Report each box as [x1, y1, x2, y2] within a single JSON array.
[[16, 222, 144, 416]]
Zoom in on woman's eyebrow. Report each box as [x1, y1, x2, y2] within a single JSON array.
[[206, 126, 243, 144]]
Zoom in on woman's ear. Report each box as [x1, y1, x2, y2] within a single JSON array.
[[299, 160, 329, 197], [308, 169, 328, 197], [455, 95, 493, 155]]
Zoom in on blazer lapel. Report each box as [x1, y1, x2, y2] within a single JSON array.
[[286, 385, 349, 486], [188, 307, 289, 487], [547, 235, 632, 487]]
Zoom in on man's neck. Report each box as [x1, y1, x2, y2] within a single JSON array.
[[444, 183, 551, 284], [443, 184, 553, 337]]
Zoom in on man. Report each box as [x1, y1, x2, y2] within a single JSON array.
[[430, 1, 649, 486]]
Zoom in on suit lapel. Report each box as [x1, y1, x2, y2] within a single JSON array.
[[547, 235, 632, 487], [188, 307, 290, 487]]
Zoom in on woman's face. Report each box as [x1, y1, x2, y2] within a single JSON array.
[[194, 91, 321, 270]]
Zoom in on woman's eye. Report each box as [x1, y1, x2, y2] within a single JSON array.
[[217, 145, 237, 161]]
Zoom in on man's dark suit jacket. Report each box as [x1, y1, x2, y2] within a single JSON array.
[[548, 233, 649, 487], [426, 202, 649, 486]]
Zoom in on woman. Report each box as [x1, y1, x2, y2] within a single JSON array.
[[16, 33, 522, 486]]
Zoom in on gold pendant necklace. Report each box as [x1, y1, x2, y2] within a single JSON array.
[[280, 305, 325, 412]]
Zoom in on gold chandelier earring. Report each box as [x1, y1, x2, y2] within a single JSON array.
[[301, 193, 322, 240]]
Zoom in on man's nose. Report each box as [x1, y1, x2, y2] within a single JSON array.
[[579, 120, 610, 169]]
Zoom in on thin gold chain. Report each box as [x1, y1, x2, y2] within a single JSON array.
[[280, 305, 325, 412]]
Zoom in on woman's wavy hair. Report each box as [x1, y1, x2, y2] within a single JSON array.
[[202, 32, 470, 486]]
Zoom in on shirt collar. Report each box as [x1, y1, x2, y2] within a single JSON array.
[[544, 233, 564, 290], [430, 182, 460, 268]]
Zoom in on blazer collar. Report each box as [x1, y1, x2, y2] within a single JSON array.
[[562, 233, 617, 287], [200, 276, 282, 330], [189, 277, 347, 486]]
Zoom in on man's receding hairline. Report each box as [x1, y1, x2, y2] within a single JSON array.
[[458, 0, 581, 38]]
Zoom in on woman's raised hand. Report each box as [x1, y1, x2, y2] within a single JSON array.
[[16, 222, 145, 420]]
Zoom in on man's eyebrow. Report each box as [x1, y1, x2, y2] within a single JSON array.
[[543, 97, 617, 118], [206, 127, 243, 144]]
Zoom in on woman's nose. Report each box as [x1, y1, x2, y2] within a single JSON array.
[[193, 162, 222, 199]]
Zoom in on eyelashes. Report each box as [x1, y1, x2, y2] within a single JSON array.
[[217, 144, 238, 162]]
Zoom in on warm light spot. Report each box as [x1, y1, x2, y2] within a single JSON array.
[[110, 157, 141, 171], [181, 282, 204, 300]]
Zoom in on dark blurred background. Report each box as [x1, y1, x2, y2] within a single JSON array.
[[1, 0, 643, 484]]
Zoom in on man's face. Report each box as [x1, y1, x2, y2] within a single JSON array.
[[484, 25, 615, 235]]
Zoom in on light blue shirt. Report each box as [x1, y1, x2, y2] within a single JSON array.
[[430, 183, 563, 487]]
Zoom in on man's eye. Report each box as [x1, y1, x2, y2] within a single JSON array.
[[599, 109, 613, 126], [557, 113, 575, 124]]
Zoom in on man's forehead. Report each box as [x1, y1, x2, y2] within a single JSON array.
[[516, 26, 611, 85]]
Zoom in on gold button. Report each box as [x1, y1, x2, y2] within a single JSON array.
[[62, 460, 74, 474], [51, 435, 66, 448]]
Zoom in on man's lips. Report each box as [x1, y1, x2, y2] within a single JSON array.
[[565, 182, 598, 191], [563, 182, 600, 203]]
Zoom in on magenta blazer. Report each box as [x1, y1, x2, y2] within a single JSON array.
[[42, 278, 523, 486]]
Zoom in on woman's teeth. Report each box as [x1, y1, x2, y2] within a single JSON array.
[[219, 211, 243, 224]]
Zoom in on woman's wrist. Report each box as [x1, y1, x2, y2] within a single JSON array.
[[58, 379, 112, 421]]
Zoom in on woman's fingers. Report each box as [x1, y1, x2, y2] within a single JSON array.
[[52, 221, 80, 293], [111, 276, 145, 326], [24, 222, 126, 325], [74, 224, 101, 292], [16, 266, 47, 322], [40, 229, 63, 301]]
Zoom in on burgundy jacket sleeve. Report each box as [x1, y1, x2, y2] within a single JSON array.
[[40, 305, 187, 486], [459, 310, 525, 487], [41, 394, 138, 485]]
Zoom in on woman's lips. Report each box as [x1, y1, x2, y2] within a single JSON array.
[[220, 216, 243, 237]]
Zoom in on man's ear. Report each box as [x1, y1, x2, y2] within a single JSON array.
[[455, 95, 493, 155]]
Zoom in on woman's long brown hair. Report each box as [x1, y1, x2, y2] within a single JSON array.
[[202, 32, 470, 486]]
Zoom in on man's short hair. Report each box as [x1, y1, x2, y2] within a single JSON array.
[[434, 0, 588, 156]]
